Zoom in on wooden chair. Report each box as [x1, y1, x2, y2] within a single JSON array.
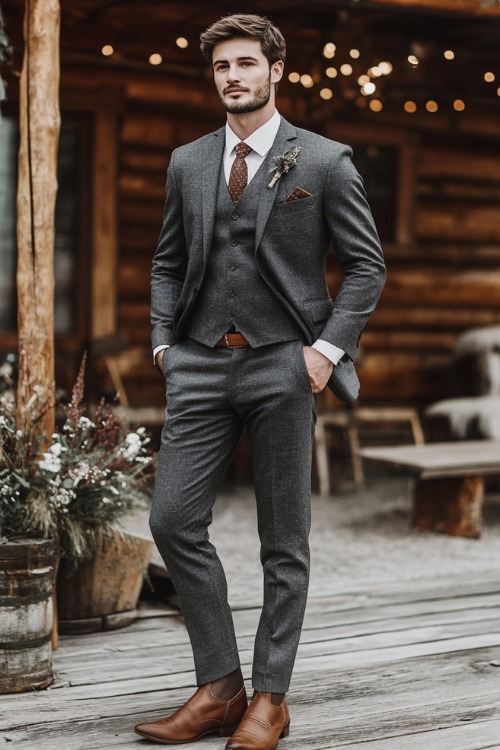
[[102, 346, 165, 428], [314, 405, 424, 496]]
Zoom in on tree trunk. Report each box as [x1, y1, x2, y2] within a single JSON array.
[[16, 0, 60, 439]]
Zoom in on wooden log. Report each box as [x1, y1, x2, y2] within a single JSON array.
[[368, 0, 500, 17], [419, 149, 500, 181], [416, 203, 500, 242], [91, 109, 119, 339], [381, 268, 500, 307], [16, 0, 60, 438], [412, 476, 484, 539]]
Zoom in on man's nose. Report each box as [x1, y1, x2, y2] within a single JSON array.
[[226, 65, 240, 82]]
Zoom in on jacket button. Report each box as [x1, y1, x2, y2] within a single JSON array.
[[231, 240, 237, 247], [232, 213, 239, 220]]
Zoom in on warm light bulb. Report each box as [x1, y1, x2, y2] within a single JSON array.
[[149, 53, 163, 65], [426, 100, 438, 112], [404, 101, 417, 113], [323, 42, 336, 59], [326, 67, 338, 78], [362, 81, 376, 95], [453, 99, 465, 111], [368, 66, 382, 77], [176, 37, 188, 49], [350, 49, 360, 59], [102, 45, 114, 56], [408, 55, 419, 66], [358, 75, 370, 86], [320, 88, 333, 100], [444, 50, 455, 60], [340, 64, 353, 76], [378, 61, 393, 75], [288, 72, 300, 83], [300, 74, 314, 88], [369, 100, 383, 112], [484, 72, 495, 82]]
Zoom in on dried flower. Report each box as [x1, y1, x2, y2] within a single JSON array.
[[267, 146, 302, 189]]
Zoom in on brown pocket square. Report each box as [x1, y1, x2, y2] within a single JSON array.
[[284, 186, 313, 203]]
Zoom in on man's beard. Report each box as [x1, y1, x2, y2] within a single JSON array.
[[220, 75, 271, 114]]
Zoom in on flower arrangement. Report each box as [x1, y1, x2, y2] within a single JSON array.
[[267, 146, 302, 189], [0, 356, 153, 565]]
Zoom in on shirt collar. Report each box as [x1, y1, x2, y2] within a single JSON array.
[[225, 110, 281, 157]]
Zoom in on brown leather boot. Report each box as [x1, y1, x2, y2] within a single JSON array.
[[225, 692, 290, 750], [135, 684, 247, 744]]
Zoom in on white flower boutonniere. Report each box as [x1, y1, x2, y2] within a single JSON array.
[[267, 146, 302, 189]]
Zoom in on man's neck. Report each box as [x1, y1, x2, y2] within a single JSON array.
[[227, 105, 277, 141]]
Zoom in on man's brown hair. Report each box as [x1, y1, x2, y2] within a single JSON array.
[[200, 13, 286, 66]]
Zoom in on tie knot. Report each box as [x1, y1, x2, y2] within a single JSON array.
[[235, 142, 251, 159]]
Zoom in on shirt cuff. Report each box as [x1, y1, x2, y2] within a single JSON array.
[[153, 344, 169, 364], [312, 339, 345, 366]]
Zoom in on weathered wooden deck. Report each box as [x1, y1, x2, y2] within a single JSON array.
[[2, 571, 500, 749]]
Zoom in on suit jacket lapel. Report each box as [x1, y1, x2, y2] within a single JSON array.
[[201, 127, 225, 264], [255, 118, 299, 251]]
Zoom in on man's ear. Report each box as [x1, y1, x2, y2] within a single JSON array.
[[271, 60, 284, 85]]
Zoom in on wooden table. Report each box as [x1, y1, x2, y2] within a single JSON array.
[[360, 440, 500, 539]]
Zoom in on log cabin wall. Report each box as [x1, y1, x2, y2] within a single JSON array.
[[2, 0, 500, 413]]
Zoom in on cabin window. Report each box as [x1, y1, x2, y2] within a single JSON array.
[[351, 144, 398, 243], [0, 117, 84, 334]]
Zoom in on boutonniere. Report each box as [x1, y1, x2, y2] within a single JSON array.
[[267, 146, 302, 189]]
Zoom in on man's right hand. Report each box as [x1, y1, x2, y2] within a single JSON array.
[[155, 350, 164, 370]]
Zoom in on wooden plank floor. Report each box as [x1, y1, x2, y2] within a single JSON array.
[[2, 572, 500, 749]]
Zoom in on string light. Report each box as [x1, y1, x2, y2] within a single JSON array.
[[484, 72, 495, 82], [300, 74, 314, 88], [350, 49, 360, 59], [358, 75, 370, 86], [320, 88, 333, 100], [362, 81, 376, 95], [326, 67, 338, 78], [453, 99, 465, 111], [149, 53, 162, 65], [426, 100, 438, 112], [497, 87, 500, 97], [101, 45, 114, 56], [340, 64, 353, 76], [408, 55, 419, 66], [444, 50, 455, 60], [404, 101, 417, 113], [288, 72, 300, 83], [378, 61, 393, 75], [369, 100, 383, 111], [323, 42, 336, 59], [176, 37, 188, 49], [368, 66, 382, 77]]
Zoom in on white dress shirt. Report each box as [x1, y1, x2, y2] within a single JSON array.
[[154, 110, 345, 367]]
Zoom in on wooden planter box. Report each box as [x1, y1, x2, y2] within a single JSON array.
[[56, 532, 152, 634]]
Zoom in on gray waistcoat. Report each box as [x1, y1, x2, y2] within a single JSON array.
[[185, 159, 302, 347]]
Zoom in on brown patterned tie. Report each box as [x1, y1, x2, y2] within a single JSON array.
[[228, 142, 252, 203]]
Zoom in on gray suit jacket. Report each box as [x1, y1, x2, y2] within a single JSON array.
[[151, 117, 386, 401]]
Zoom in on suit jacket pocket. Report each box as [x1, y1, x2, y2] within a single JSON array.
[[300, 297, 334, 325], [273, 193, 316, 215]]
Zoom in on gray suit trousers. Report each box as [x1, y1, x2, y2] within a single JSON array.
[[149, 339, 316, 693]]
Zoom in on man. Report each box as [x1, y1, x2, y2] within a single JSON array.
[[135, 13, 385, 750]]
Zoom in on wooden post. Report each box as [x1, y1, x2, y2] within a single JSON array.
[[16, 0, 60, 438]]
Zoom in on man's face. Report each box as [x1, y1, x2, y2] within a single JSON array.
[[212, 38, 283, 115]]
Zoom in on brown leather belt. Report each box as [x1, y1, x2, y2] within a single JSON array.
[[215, 333, 250, 347]]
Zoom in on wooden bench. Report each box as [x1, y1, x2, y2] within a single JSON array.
[[360, 440, 500, 539]]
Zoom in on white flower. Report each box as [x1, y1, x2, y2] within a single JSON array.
[[122, 432, 142, 459], [79, 416, 93, 429], [48, 442, 63, 456], [39, 453, 62, 473]]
